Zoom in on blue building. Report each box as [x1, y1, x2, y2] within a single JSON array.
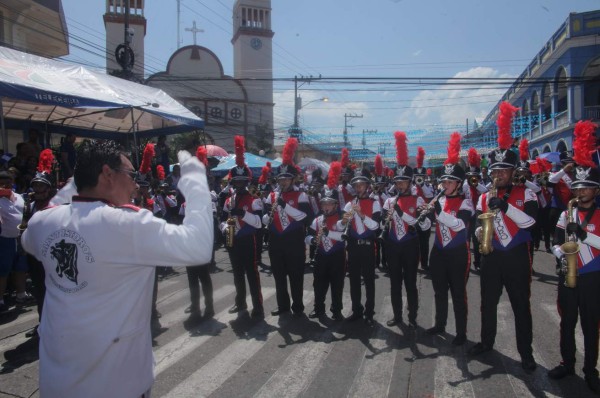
[[474, 10, 600, 160]]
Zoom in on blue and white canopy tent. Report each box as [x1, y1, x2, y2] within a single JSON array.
[[211, 153, 281, 178], [0, 46, 204, 156]]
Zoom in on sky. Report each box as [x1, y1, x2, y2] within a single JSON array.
[[60, 0, 600, 152]]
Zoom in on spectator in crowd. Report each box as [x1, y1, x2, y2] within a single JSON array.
[[60, 133, 77, 181]]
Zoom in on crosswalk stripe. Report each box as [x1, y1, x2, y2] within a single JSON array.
[[154, 286, 275, 377], [347, 297, 397, 398], [253, 293, 352, 398], [161, 291, 315, 398]]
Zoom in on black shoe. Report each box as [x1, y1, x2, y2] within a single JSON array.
[[426, 326, 445, 335], [468, 342, 493, 356], [586, 375, 600, 394], [386, 318, 401, 327], [408, 319, 418, 329], [546, 248, 552, 253], [204, 307, 215, 319], [228, 304, 247, 314], [452, 334, 467, 346], [548, 364, 574, 379], [250, 308, 264, 319], [365, 317, 374, 326], [309, 310, 324, 319], [331, 312, 344, 321], [271, 308, 290, 316], [25, 325, 39, 339], [473, 264, 480, 271], [184, 312, 203, 326], [346, 312, 363, 322], [521, 357, 536, 372], [292, 310, 305, 318]]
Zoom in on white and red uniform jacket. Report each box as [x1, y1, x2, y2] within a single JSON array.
[[434, 195, 474, 249], [382, 194, 431, 244], [556, 207, 600, 275], [221, 190, 263, 238], [305, 212, 345, 255], [262, 188, 309, 234]]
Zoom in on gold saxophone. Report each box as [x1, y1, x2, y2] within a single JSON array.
[[561, 197, 580, 288], [225, 194, 236, 248], [478, 177, 499, 255]]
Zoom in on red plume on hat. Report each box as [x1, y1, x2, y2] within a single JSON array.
[[519, 139, 529, 162], [444, 132, 461, 165], [467, 148, 480, 168], [258, 162, 271, 184], [195, 146, 208, 167], [282, 137, 298, 166], [536, 156, 551, 173], [156, 165, 166, 181], [496, 101, 519, 150], [234, 135, 246, 167], [394, 131, 408, 166], [426, 168, 432, 176], [327, 161, 342, 189], [374, 154, 384, 176], [416, 146, 425, 168], [341, 148, 350, 168], [387, 167, 395, 178], [37, 149, 54, 173], [140, 142, 155, 175], [573, 120, 597, 167]]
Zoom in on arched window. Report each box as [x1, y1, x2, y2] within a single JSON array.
[[542, 82, 552, 122], [531, 91, 540, 127], [532, 149, 540, 159], [542, 144, 552, 153], [583, 56, 600, 111], [555, 67, 568, 115], [556, 139, 567, 153]]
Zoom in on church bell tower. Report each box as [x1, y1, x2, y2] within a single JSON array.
[[232, 0, 274, 140], [103, 0, 146, 79]]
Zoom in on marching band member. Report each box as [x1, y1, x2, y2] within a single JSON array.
[[531, 157, 553, 253], [371, 155, 389, 270], [548, 120, 600, 394], [425, 133, 473, 345], [305, 162, 346, 321], [220, 136, 264, 318], [339, 148, 355, 205], [263, 138, 310, 316], [469, 102, 538, 373], [383, 133, 431, 328], [463, 148, 487, 271], [413, 146, 433, 271], [339, 157, 382, 326]]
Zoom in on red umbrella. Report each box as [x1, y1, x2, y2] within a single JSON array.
[[205, 144, 228, 157]]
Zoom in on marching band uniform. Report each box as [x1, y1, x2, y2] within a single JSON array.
[[221, 136, 264, 318], [306, 163, 345, 320], [548, 121, 600, 394], [414, 148, 432, 271], [464, 148, 487, 271], [372, 155, 390, 270], [384, 160, 431, 327], [469, 103, 538, 372], [339, 168, 381, 325], [426, 133, 473, 345], [264, 139, 310, 316]]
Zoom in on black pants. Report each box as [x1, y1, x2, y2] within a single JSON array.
[[228, 234, 263, 311], [533, 206, 551, 250], [185, 264, 214, 312], [417, 228, 431, 269], [430, 244, 470, 335], [469, 216, 481, 268], [386, 239, 419, 322], [557, 272, 600, 377], [313, 249, 345, 314], [268, 228, 305, 313], [347, 240, 376, 317], [480, 243, 533, 359], [27, 255, 45, 321]]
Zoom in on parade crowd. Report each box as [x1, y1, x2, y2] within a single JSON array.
[[1, 102, 600, 397]]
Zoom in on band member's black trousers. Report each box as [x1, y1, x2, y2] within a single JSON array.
[[557, 272, 600, 377], [228, 233, 263, 311], [347, 240, 376, 317], [480, 242, 533, 360], [430, 244, 469, 335], [469, 216, 481, 268], [533, 206, 551, 251], [386, 239, 419, 323], [417, 228, 431, 269], [27, 255, 45, 321], [268, 228, 305, 313], [185, 264, 214, 312], [312, 249, 345, 314]]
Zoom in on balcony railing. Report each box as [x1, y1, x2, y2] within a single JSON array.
[[584, 106, 600, 121]]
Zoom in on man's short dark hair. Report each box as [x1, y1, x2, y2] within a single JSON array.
[[74, 140, 126, 191]]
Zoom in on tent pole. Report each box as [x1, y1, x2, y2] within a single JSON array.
[[131, 108, 139, 167], [0, 100, 6, 153]]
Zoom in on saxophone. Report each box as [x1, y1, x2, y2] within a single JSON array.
[[266, 192, 280, 228], [478, 178, 499, 255], [561, 198, 580, 288], [225, 193, 236, 248]]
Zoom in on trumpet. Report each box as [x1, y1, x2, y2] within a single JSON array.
[[341, 198, 358, 241], [265, 192, 280, 228], [414, 176, 424, 186], [478, 177, 499, 255], [17, 192, 35, 232], [561, 198, 580, 288], [468, 175, 480, 188], [512, 172, 526, 185]]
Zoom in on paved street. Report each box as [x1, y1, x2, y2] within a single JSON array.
[[0, 238, 597, 398]]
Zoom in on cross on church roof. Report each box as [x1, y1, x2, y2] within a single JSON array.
[[185, 21, 204, 46]]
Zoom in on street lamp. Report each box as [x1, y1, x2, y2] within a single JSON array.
[[293, 96, 329, 131]]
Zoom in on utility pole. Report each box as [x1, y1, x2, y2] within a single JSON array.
[[344, 113, 363, 147], [362, 129, 377, 149], [177, 0, 181, 49]]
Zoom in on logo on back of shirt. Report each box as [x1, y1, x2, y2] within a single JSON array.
[[51, 239, 79, 284]]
